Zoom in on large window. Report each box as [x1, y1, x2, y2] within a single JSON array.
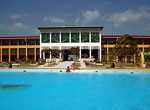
[[36, 48, 40, 53], [28, 48, 34, 53], [127, 56, 132, 62], [61, 33, 69, 43], [27, 40, 35, 45], [51, 33, 59, 43], [71, 33, 79, 43], [102, 48, 107, 54], [19, 48, 26, 53], [136, 39, 142, 44], [91, 32, 99, 42], [11, 40, 18, 45], [81, 32, 89, 42], [42, 33, 50, 43], [108, 39, 116, 44], [19, 40, 26, 45], [102, 39, 107, 44], [143, 39, 150, 44], [2, 40, 9, 45], [36, 40, 40, 45], [3, 49, 9, 54], [11, 48, 17, 53]]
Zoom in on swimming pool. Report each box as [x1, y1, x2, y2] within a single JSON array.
[[0, 70, 150, 110]]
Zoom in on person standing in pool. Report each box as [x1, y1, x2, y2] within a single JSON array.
[[66, 66, 71, 72]]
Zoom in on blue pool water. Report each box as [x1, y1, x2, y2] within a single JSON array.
[[0, 70, 150, 110]]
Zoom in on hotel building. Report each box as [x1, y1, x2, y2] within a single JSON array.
[[0, 26, 150, 63], [0, 36, 40, 63], [38, 26, 103, 62]]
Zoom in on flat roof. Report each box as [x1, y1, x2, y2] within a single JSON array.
[[0, 36, 39, 40], [37, 26, 104, 30], [102, 35, 150, 39], [0, 35, 150, 39]]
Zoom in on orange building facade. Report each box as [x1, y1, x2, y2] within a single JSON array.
[[0, 35, 150, 63], [0, 36, 40, 63], [102, 35, 150, 63]]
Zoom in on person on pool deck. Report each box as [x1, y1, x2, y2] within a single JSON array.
[[73, 64, 77, 70], [73, 63, 80, 70], [66, 66, 71, 72]]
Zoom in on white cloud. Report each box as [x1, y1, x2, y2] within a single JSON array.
[[75, 17, 80, 23], [75, 9, 101, 24], [9, 13, 29, 19], [43, 16, 65, 23], [112, 7, 150, 27], [0, 23, 40, 35], [12, 22, 28, 29], [6, 22, 29, 32], [82, 9, 101, 24]]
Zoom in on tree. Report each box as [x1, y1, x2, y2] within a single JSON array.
[[51, 49, 61, 62], [112, 34, 137, 66], [42, 48, 51, 58], [42, 48, 51, 64], [69, 47, 80, 63], [144, 46, 150, 62]]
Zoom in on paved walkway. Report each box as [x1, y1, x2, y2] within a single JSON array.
[[80, 61, 86, 68], [54, 61, 74, 68], [36, 61, 86, 68]]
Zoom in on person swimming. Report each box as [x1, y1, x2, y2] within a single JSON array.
[[66, 66, 71, 72]]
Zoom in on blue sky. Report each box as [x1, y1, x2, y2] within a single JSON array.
[[0, 0, 150, 36]]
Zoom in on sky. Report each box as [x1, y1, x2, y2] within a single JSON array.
[[0, 0, 150, 36]]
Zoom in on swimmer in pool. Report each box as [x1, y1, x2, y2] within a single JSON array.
[[66, 66, 71, 72]]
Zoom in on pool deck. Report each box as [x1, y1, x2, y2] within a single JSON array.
[[0, 66, 150, 72]]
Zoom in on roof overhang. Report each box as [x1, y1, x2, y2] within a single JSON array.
[[37, 26, 104, 30], [0, 36, 40, 40]]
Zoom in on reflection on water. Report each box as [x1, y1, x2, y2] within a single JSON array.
[[0, 84, 31, 90]]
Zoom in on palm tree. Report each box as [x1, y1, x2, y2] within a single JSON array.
[[42, 48, 51, 64], [112, 34, 137, 67], [69, 47, 80, 63], [144, 46, 150, 62], [42, 48, 51, 59], [50, 49, 61, 63]]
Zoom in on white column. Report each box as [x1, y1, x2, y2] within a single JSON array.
[[99, 31, 102, 61], [43, 51, 45, 60], [40, 32, 42, 59], [79, 31, 81, 43], [59, 46, 61, 58], [50, 52, 51, 59], [89, 46, 91, 58], [50, 32, 51, 43], [80, 46, 81, 58], [49, 33, 51, 59], [69, 31, 71, 43], [89, 31, 91, 43], [99, 31, 101, 43], [99, 48, 101, 61], [59, 32, 61, 43], [49, 46, 51, 59]]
